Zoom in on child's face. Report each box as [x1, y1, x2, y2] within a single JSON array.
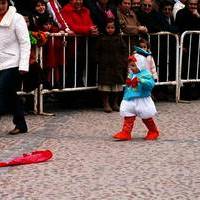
[[43, 22, 52, 31], [35, 2, 46, 14], [106, 22, 115, 35], [139, 42, 148, 51], [129, 61, 140, 73]]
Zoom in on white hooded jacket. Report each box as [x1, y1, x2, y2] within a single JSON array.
[[0, 6, 30, 71]]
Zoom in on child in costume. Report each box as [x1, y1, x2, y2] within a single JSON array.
[[133, 38, 158, 81], [113, 55, 159, 140]]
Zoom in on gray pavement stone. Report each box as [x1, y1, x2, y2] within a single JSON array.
[[0, 101, 200, 200]]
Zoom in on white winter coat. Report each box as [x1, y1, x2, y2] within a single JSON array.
[[0, 6, 30, 72]]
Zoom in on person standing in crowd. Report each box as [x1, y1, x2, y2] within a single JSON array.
[[29, 0, 51, 31], [136, 0, 163, 33], [132, 0, 141, 13], [113, 55, 159, 140], [96, 20, 128, 113], [175, 0, 200, 100], [61, 0, 99, 87], [175, 0, 199, 32], [155, 1, 178, 100], [0, 0, 31, 134], [84, 0, 120, 34], [118, 0, 148, 35], [61, 0, 98, 35], [158, 0, 178, 32]]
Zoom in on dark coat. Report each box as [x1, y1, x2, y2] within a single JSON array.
[[137, 10, 163, 33], [175, 8, 200, 33], [96, 35, 128, 85], [157, 12, 178, 33]]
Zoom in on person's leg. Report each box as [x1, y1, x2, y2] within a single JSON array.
[[9, 68, 27, 134], [113, 100, 136, 140], [101, 92, 112, 113], [112, 92, 120, 111], [11, 97, 28, 133], [0, 70, 9, 116], [113, 116, 136, 140], [142, 118, 159, 140]]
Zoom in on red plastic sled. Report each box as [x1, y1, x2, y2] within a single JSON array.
[[0, 150, 53, 167]]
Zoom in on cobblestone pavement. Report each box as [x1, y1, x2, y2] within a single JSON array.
[[1, 101, 200, 200]]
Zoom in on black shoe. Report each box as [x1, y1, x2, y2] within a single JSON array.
[[8, 128, 27, 135]]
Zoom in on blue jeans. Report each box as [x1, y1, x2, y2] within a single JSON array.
[[0, 67, 27, 131]]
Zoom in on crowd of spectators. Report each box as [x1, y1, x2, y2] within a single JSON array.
[[10, 0, 199, 36], [10, 0, 200, 99]]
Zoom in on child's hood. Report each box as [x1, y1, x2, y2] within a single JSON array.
[[134, 46, 152, 57]]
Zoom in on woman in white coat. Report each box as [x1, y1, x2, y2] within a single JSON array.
[[0, 0, 31, 134]]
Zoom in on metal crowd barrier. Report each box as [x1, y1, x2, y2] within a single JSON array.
[[18, 31, 199, 114], [178, 31, 200, 102], [147, 32, 180, 102], [38, 34, 99, 114]]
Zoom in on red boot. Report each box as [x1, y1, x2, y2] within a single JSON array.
[[142, 118, 159, 140], [113, 116, 135, 141]]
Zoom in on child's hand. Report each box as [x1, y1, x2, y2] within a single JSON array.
[[66, 29, 75, 36], [138, 26, 148, 33]]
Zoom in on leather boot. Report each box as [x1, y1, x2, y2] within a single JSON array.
[[142, 118, 159, 140], [113, 116, 135, 140], [102, 92, 112, 113], [112, 93, 120, 111]]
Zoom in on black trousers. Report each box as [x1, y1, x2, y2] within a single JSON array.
[[0, 67, 27, 130]]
